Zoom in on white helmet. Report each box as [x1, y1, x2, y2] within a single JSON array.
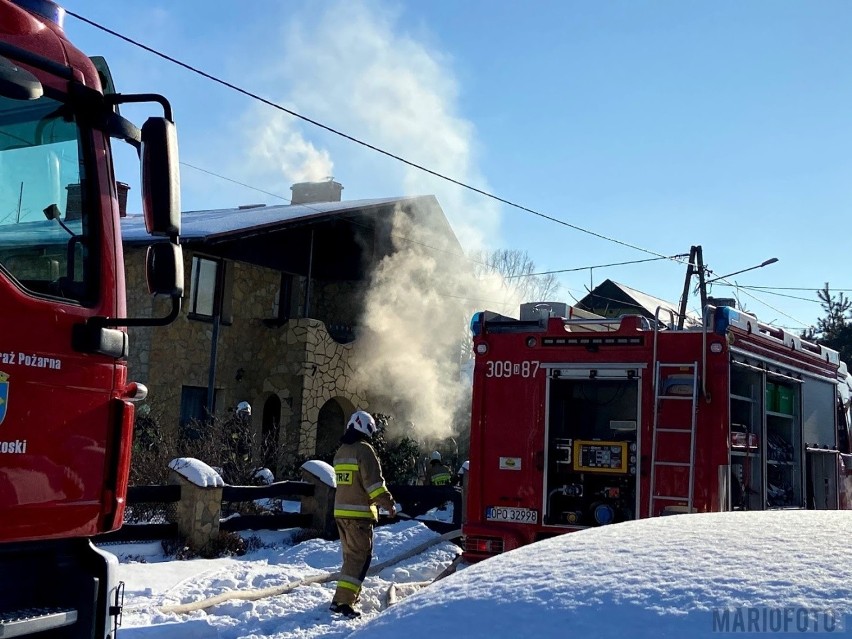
[[236, 401, 252, 416], [347, 410, 377, 438], [459, 460, 469, 474], [430, 451, 442, 462]]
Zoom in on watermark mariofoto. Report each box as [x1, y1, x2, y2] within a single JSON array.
[[712, 607, 844, 634]]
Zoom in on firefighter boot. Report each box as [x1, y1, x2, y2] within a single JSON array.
[[330, 602, 361, 619]]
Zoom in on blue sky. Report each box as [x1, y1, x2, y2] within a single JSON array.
[[62, 1, 852, 331]]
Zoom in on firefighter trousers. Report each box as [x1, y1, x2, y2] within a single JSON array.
[[332, 518, 374, 606]]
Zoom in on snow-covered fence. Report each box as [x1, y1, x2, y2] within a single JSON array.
[[119, 484, 183, 540], [97, 462, 462, 549], [219, 482, 314, 532], [96, 460, 329, 546]]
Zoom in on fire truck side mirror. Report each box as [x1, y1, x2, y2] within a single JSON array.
[[0, 55, 43, 100], [146, 242, 184, 298], [141, 117, 181, 238]]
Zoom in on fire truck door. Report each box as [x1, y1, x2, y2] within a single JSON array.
[[544, 368, 640, 527]]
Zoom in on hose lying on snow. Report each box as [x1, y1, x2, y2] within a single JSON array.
[[385, 553, 466, 607], [158, 527, 461, 614]]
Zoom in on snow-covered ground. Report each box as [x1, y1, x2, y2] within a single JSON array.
[[101, 510, 852, 639], [103, 520, 460, 639]]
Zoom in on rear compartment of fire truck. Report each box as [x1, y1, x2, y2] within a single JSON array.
[[544, 367, 639, 527], [0, 538, 114, 638]]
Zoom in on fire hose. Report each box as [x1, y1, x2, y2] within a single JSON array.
[[385, 554, 465, 607], [157, 524, 461, 614]]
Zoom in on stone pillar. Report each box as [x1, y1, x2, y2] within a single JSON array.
[[300, 461, 337, 539], [168, 458, 224, 553]]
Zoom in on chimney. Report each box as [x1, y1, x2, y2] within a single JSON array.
[[116, 181, 129, 217], [290, 179, 343, 205]]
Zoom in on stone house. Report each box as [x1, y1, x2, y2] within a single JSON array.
[[120, 183, 460, 472]]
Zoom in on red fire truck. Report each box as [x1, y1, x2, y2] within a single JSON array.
[[0, 1, 182, 636], [462, 301, 852, 562]]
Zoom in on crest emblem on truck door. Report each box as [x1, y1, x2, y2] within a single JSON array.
[[0, 372, 8, 425]]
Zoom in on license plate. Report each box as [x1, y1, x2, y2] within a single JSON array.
[[485, 506, 538, 524]]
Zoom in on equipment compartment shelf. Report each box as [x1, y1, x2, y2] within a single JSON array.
[[767, 411, 794, 420], [730, 394, 755, 403]]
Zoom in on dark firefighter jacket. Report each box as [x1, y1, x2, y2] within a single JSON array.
[[427, 461, 453, 486]]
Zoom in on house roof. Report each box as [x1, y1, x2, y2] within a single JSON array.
[[119, 195, 425, 245], [119, 193, 461, 281], [578, 279, 701, 325], [609, 280, 683, 319]]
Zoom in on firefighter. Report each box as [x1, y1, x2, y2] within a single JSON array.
[[330, 410, 396, 619], [458, 459, 470, 525], [236, 400, 252, 418], [426, 450, 453, 486], [456, 459, 469, 487]]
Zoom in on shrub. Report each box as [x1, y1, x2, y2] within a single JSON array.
[[160, 531, 258, 560], [130, 405, 277, 488]]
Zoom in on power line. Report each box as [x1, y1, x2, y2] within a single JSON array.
[[67, 10, 688, 266], [182, 161, 818, 327], [181, 161, 288, 201], [185, 148, 687, 281], [714, 284, 852, 293], [179, 163, 687, 288], [710, 276, 809, 328], [506, 255, 687, 278], [76, 11, 818, 324], [718, 285, 821, 304]]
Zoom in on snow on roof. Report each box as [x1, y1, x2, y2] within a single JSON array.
[[168, 457, 224, 488], [120, 196, 422, 244], [301, 460, 336, 487], [610, 280, 700, 323]]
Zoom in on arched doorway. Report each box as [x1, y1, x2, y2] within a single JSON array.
[[316, 397, 355, 457]]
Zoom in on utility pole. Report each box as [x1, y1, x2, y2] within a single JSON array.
[[677, 246, 707, 329]]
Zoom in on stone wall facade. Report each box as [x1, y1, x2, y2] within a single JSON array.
[[124, 246, 371, 473]]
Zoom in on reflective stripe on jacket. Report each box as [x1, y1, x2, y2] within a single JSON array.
[[333, 440, 394, 521]]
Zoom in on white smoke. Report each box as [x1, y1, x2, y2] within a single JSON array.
[[271, 0, 501, 249], [234, 2, 514, 440], [243, 109, 334, 190], [352, 205, 520, 441]]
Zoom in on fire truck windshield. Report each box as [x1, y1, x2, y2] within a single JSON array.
[[0, 93, 96, 303]]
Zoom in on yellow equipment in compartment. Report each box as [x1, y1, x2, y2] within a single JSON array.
[[573, 440, 629, 474]]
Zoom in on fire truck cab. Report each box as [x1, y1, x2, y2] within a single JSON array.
[[0, 1, 182, 636], [463, 302, 852, 561]]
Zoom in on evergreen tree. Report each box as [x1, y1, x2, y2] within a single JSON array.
[[803, 284, 852, 364], [371, 414, 421, 485]]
